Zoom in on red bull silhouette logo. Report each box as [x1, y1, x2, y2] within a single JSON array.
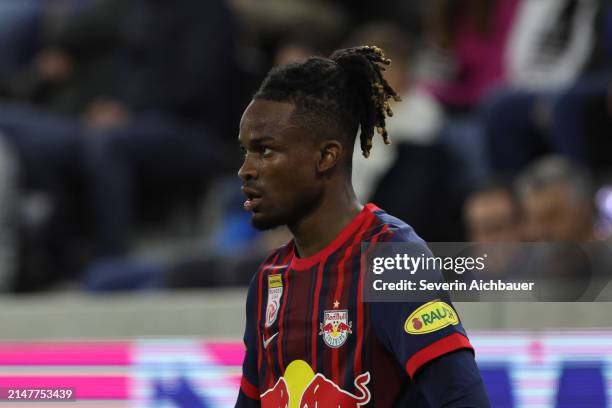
[[261, 378, 290, 408], [300, 372, 370, 407], [319, 309, 352, 348], [260, 360, 371, 408]]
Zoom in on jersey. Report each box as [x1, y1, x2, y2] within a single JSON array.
[[236, 203, 474, 407]]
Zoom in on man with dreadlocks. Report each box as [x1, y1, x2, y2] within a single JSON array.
[[235, 46, 489, 407]]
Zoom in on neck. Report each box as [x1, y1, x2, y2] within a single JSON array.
[[289, 182, 362, 258]]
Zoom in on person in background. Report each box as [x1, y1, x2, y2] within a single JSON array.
[[348, 23, 444, 201], [346, 23, 459, 241], [0, 0, 43, 78], [83, 0, 237, 259], [516, 156, 596, 242], [464, 180, 522, 243], [419, 0, 521, 198], [0, 0, 127, 287], [515, 156, 611, 301], [0, 0, 238, 289], [463, 179, 523, 281], [1, 0, 125, 115], [484, 0, 609, 177], [422, 0, 521, 112]]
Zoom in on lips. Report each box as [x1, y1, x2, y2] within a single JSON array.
[[241, 186, 263, 212], [244, 197, 262, 211]]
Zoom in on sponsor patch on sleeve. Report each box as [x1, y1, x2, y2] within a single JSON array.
[[404, 300, 459, 335]]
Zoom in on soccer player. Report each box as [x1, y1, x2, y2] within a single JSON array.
[[235, 46, 489, 407]]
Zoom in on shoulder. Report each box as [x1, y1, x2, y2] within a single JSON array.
[[366, 204, 426, 246]]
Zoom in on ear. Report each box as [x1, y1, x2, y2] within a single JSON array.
[[317, 140, 343, 173]]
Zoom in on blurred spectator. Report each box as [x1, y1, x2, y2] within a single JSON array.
[[422, 0, 521, 196], [0, 0, 43, 78], [462, 180, 525, 283], [516, 156, 596, 241], [464, 179, 522, 243], [83, 0, 237, 258], [0, 0, 129, 287], [433, 0, 611, 194], [342, 22, 461, 241], [422, 0, 520, 112], [506, 0, 603, 90], [349, 23, 443, 199], [0, 0, 238, 290], [2, 0, 125, 114], [515, 156, 611, 301], [484, 0, 611, 176], [550, 75, 612, 171]]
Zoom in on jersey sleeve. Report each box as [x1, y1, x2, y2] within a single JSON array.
[[235, 274, 261, 407], [370, 226, 474, 378], [415, 349, 490, 407]]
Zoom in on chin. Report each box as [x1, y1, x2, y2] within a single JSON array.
[[250, 212, 286, 231], [250, 201, 311, 231]]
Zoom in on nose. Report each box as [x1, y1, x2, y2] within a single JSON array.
[[238, 154, 257, 181]]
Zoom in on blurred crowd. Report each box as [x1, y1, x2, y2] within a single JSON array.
[[0, 0, 609, 293]]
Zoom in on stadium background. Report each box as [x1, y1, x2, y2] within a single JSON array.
[[0, 0, 610, 406]]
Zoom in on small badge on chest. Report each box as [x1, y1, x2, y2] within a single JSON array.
[[319, 301, 352, 348], [265, 274, 283, 327]]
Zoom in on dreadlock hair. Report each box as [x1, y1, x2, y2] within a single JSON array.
[[253, 45, 401, 159]]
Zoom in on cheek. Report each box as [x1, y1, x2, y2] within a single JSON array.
[[272, 154, 314, 184], [279, 171, 315, 197], [271, 167, 319, 205]]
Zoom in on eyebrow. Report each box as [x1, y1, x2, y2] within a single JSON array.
[[240, 135, 276, 146]]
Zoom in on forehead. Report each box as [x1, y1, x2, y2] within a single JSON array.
[[526, 183, 574, 205], [470, 189, 511, 205], [467, 191, 515, 222], [239, 99, 301, 143]]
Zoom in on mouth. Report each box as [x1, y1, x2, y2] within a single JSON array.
[[241, 186, 263, 212], [244, 197, 262, 212]]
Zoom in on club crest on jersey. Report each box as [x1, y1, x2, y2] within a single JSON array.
[[319, 309, 352, 348], [265, 274, 283, 327]]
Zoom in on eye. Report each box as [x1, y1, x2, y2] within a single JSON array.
[[262, 147, 273, 157], [239, 146, 247, 156]]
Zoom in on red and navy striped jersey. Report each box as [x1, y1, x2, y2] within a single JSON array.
[[236, 203, 473, 407]]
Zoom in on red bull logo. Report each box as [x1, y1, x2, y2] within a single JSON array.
[[261, 378, 290, 408], [260, 360, 371, 408], [319, 309, 352, 348], [300, 372, 371, 407]]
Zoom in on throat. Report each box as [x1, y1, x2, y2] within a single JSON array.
[[291, 201, 362, 259]]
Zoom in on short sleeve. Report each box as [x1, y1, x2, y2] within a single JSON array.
[[371, 299, 473, 378], [370, 227, 473, 378]]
